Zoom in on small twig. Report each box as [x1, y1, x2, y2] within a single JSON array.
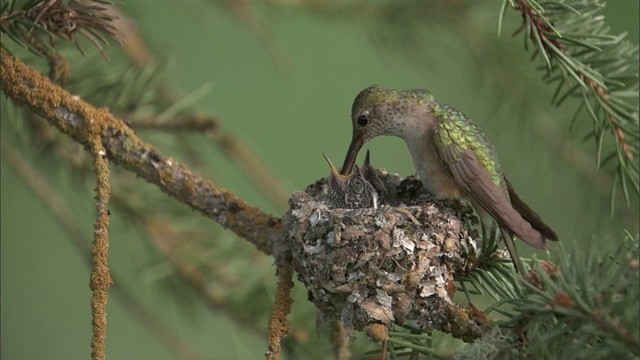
[[106, 5, 292, 209], [513, 0, 634, 160], [26, 0, 123, 59], [266, 260, 294, 360], [329, 320, 350, 360], [530, 110, 638, 228], [144, 217, 268, 339], [395, 207, 420, 225], [0, 8, 22, 24], [0, 142, 203, 360], [132, 113, 220, 132], [88, 140, 112, 360], [18, 29, 71, 83]]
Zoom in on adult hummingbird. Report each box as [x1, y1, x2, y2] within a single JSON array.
[[340, 85, 558, 273], [324, 154, 381, 210]]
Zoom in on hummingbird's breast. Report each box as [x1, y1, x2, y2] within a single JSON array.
[[405, 137, 461, 199]]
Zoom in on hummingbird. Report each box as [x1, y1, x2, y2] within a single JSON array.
[[324, 154, 381, 210], [340, 85, 558, 274]]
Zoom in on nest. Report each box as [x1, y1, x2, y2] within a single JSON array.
[[283, 170, 476, 336]]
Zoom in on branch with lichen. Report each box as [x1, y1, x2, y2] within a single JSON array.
[[0, 142, 203, 360], [0, 48, 283, 255], [105, 5, 291, 208], [266, 260, 294, 360], [88, 140, 111, 360], [4, 5, 292, 354]]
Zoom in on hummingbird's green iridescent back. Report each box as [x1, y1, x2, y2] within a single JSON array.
[[430, 101, 508, 196]]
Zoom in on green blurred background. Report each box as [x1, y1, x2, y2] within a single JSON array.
[[2, 1, 638, 359]]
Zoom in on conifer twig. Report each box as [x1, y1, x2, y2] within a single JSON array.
[[1, 0, 122, 59], [504, 0, 639, 203], [17, 29, 70, 82], [511, 0, 633, 156], [503, 242, 640, 357]]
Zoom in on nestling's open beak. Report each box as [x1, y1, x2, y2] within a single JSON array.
[[363, 149, 371, 168], [340, 134, 364, 176], [323, 153, 342, 178], [324, 153, 351, 189]]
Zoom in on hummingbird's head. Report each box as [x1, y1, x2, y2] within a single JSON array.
[[341, 85, 433, 175]]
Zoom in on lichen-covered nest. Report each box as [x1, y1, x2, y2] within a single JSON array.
[[283, 169, 479, 336]]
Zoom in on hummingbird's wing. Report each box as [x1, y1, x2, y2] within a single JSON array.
[[434, 125, 547, 250], [505, 177, 558, 242]]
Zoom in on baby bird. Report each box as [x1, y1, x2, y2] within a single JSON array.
[[361, 149, 387, 206], [324, 154, 381, 209]]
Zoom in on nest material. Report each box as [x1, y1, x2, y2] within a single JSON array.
[[283, 170, 477, 336]]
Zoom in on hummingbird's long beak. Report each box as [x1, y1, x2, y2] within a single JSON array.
[[340, 134, 364, 176]]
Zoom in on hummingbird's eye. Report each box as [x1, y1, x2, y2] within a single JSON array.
[[357, 112, 369, 127], [351, 178, 365, 193]]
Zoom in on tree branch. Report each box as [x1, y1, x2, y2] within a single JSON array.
[[506, 0, 639, 202], [0, 142, 202, 360], [266, 261, 294, 360], [0, 48, 283, 255], [89, 140, 111, 360], [107, 5, 291, 208]]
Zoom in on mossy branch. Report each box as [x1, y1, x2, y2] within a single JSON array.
[[1, 142, 202, 360], [0, 48, 283, 255], [88, 140, 111, 360]]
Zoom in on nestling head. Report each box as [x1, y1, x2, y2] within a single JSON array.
[[324, 154, 377, 209]]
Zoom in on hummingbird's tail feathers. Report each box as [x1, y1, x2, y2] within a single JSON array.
[[443, 148, 547, 250], [505, 178, 558, 242], [472, 184, 547, 250], [500, 229, 525, 274]]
